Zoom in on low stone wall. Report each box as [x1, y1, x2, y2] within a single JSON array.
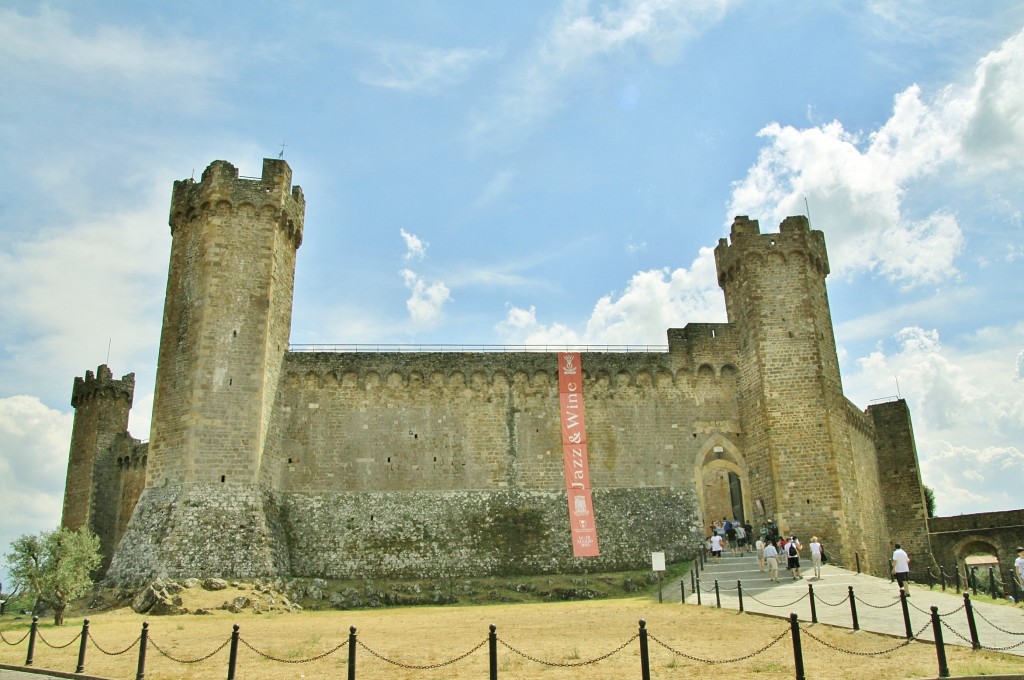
[[279, 486, 704, 578], [106, 484, 704, 584]]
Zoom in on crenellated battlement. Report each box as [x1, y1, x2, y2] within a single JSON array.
[[169, 159, 305, 247], [281, 331, 743, 393], [71, 364, 135, 408], [714, 215, 829, 286]]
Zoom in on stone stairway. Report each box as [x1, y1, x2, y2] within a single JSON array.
[[676, 549, 815, 602]]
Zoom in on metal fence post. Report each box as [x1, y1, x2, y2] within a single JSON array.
[[691, 569, 696, 597], [227, 624, 239, 680], [737, 580, 744, 613], [136, 621, 149, 680], [696, 577, 702, 606], [808, 583, 817, 624], [962, 593, 980, 650], [714, 580, 721, 609], [348, 626, 357, 680], [789, 613, 805, 680], [855, 553, 861, 574], [939, 566, 947, 592], [988, 567, 998, 598], [930, 606, 950, 678], [899, 590, 913, 639], [489, 624, 497, 680], [848, 586, 859, 631], [638, 619, 650, 680], [76, 618, 90, 673], [24, 616, 38, 666], [970, 567, 978, 596]]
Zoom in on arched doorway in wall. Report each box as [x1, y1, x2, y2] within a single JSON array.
[[694, 437, 751, 532], [953, 536, 1004, 597]]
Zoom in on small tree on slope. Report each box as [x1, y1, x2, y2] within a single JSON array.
[[5, 527, 100, 625]]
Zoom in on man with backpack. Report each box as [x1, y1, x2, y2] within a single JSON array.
[[786, 535, 803, 580]]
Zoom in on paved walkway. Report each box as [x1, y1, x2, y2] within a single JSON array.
[[660, 553, 1024, 658]]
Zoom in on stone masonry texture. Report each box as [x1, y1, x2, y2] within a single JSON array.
[[62, 158, 1012, 587]]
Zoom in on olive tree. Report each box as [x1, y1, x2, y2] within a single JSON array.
[[5, 527, 100, 625]]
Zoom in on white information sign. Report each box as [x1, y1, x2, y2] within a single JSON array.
[[651, 551, 666, 572]]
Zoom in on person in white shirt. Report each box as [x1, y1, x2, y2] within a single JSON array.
[[1014, 546, 1024, 604], [892, 544, 911, 598], [808, 537, 824, 579], [763, 541, 780, 582], [709, 533, 723, 562]]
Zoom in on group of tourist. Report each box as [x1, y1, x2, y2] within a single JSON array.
[[755, 533, 826, 582], [707, 517, 755, 559], [707, 519, 827, 582]]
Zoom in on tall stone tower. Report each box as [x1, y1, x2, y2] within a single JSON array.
[[714, 216, 887, 570], [62, 365, 135, 531], [106, 159, 304, 583]]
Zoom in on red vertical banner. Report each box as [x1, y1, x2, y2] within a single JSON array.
[[558, 352, 599, 557]]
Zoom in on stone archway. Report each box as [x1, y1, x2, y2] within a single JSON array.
[[693, 436, 751, 532], [951, 535, 1004, 588]]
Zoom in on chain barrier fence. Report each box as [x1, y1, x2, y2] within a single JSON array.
[[920, 563, 1024, 603], [0, 603, 1010, 680], [687, 568, 1024, 662]]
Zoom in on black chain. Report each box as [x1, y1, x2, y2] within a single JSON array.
[[972, 608, 1024, 636], [498, 634, 637, 667], [648, 628, 789, 664], [358, 638, 486, 669], [36, 629, 82, 649], [89, 634, 141, 656], [799, 623, 923, 656], [853, 595, 901, 609], [240, 636, 349, 664], [148, 635, 232, 664], [0, 630, 30, 646], [745, 591, 809, 608], [937, 617, 974, 645], [978, 636, 1024, 652], [908, 601, 964, 617], [814, 592, 850, 607]]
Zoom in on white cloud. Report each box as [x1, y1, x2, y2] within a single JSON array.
[[400, 229, 429, 261], [401, 269, 451, 326], [469, 0, 736, 148], [0, 396, 73, 559], [920, 445, 1024, 518], [0, 200, 168, 402], [0, 6, 221, 111], [358, 44, 495, 92], [497, 248, 725, 345], [475, 169, 520, 207], [729, 28, 1024, 288], [844, 324, 1024, 515]]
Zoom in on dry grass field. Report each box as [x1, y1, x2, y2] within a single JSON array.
[[2, 586, 1022, 680]]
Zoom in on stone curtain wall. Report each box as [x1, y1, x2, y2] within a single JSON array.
[[266, 349, 743, 496], [839, 402, 890, 574]]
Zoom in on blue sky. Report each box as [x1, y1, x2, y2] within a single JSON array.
[[1, 1, 1023, 565]]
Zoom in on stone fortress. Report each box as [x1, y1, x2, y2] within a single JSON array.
[[62, 158, 939, 586]]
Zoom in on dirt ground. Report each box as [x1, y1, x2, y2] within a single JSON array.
[[1, 586, 1021, 680]]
